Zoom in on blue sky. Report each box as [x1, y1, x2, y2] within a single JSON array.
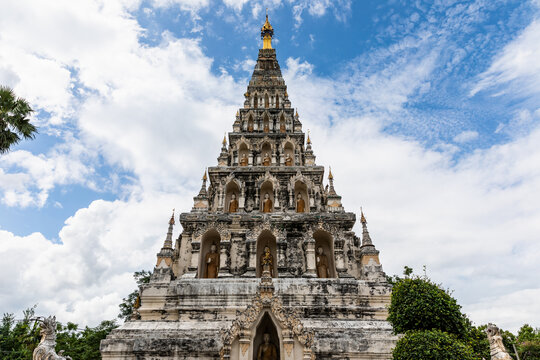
[[1, 0, 540, 332]]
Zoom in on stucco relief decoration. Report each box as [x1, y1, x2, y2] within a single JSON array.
[[246, 220, 286, 242], [193, 222, 232, 241], [256, 172, 280, 189]]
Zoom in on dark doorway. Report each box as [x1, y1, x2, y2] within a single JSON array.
[[252, 312, 280, 360]]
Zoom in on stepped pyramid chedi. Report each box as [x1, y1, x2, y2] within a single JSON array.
[[101, 16, 397, 360]]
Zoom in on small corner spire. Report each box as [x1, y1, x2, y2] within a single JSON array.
[[328, 166, 333, 180], [360, 207, 374, 248], [202, 169, 207, 182], [261, 14, 274, 49], [222, 133, 227, 146], [307, 130, 311, 145]]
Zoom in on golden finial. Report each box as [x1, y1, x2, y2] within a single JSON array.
[[222, 133, 227, 146], [295, 110, 299, 118], [307, 130, 311, 144], [236, 110, 239, 117], [261, 14, 274, 49], [360, 207, 367, 224], [169, 209, 175, 225], [328, 166, 333, 180], [202, 169, 207, 181]]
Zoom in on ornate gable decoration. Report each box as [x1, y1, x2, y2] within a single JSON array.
[[219, 276, 314, 360]]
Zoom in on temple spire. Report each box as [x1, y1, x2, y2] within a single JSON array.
[[328, 167, 336, 195], [261, 14, 274, 49], [360, 208, 373, 246], [162, 209, 175, 250]]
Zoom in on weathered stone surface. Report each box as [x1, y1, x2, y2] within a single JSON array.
[[101, 17, 397, 360]]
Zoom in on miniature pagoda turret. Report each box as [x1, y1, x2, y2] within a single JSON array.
[[101, 16, 396, 360]]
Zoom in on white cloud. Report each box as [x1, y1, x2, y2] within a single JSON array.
[[0, 138, 96, 207], [453, 130, 479, 143], [471, 19, 540, 98], [0, 192, 190, 325]]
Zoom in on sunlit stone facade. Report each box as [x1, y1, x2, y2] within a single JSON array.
[[101, 16, 397, 360]]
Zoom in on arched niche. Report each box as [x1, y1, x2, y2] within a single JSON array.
[[294, 181, 309, 213], [252, 312, 281, 360], [198, 229, 221, 278], [225, 181, 240, 213], [283, 142, 294, 165], [261, 142, 272, 166], [253, 94, 258, 109], [263, 113, 270, 133], [313, 229, 336, 278], [264, 93, 269, 108], [260, 180, 274, 213], [256, 230, 278, 278], [238, 142, 249, 166], [247, 114, 254, 132], [279, 114, 285, 133], [275, 94, 280, 109]]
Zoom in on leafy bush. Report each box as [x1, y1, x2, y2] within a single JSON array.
[[392, 329, 475, 360]]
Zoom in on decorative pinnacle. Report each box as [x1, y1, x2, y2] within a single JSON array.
[[360, 207, 374, 247], [261, 14, 274, 49], [169, 208, 175, 225], [162, 209, 175, 250], [222, 133, 227, 146], [295, 110, 299, 118], [360, 207, 367, 224], [202, 169, 207, 182], [328, 166, 333, 180], [307, 130, 311, 145]]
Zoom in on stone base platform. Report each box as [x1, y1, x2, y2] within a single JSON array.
[[101, 278, 397, 359]]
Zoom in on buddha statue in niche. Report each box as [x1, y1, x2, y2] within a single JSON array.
[[262, 153, 271, 166], [229, 193, 238, 213], [240, 153, 248, 166], [285, 153, 293, 166], [205, 244, 219, 278], [280, 121, 286, 133], [264, 123, 269, 133], [248, 121, 254, 132], [256, 333, 277, 360], [296, 193, 305, 213], [260, 246, 274, 278], [316, 246, 329, 278], [262, 193, 273, 213]]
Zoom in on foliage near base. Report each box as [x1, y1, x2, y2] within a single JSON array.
[[392, 330, 475, 360], [387, 274, 469, 337], [0, 306, 116, 360]]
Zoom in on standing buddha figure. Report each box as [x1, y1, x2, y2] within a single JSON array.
[[262, 193, 273, 213]]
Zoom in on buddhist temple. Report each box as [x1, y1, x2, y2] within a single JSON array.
[[101, 16, 397, 360]]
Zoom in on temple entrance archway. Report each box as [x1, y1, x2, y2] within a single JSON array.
[[256, 230, 277, 278], [313, 229, 336, 278], [198, 229, 221, 278], [252, 312, 281, 360]]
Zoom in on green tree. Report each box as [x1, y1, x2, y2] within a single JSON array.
[[392, 329, 475, 360], [118, 270, 152, 321], [0, 86, 37, 154], [55, 320, 118, 360], [516, 324, 540, 360], [0, 306, 116, 360], [387, 272, 469, 337], [0, 307, 40, 360]]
